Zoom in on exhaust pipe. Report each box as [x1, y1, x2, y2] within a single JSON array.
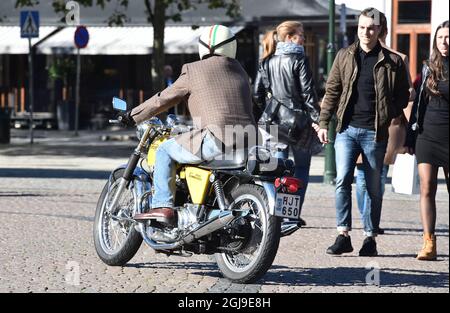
[[138, 223, 183, 250], [280, 222, 300, 237], [138, 210, 237, 250], [183, 210, 237, 244]]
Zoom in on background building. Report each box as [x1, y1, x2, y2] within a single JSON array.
[[0, 0, 360, 129], [12, 1, 443, 130]]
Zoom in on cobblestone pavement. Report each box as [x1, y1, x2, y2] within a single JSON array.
[[0, 130, 448, 293]]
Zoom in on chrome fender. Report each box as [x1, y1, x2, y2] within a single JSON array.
[[254, 180, 276, 216]]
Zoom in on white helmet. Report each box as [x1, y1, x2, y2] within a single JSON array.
[[198, 25, 237, 60]]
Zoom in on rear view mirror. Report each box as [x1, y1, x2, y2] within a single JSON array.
[[112, 97, 127, 111]]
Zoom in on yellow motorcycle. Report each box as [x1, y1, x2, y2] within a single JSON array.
[[93, 97, 303, 283]]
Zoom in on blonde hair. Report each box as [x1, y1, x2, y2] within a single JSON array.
[[262, 21, 303, 60]]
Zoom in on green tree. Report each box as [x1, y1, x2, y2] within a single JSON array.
[[16, 0, 240, 93]]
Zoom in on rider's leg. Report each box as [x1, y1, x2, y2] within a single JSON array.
[[151, 138, 198, 209], [153, 133, 223, 207]]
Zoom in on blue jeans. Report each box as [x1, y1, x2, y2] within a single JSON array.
[[334, 126, 387, 236], [356, 164, 389, 227], [151, 133, 222, 208], [276, 146, 312, 212]]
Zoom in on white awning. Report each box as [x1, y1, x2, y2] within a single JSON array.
[[0, 26, 57, 54], [0, 26, 243, 55]]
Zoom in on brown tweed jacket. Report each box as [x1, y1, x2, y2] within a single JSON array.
[[130, 56, 256, 156]]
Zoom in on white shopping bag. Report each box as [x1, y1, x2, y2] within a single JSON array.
[[391, 153, 420, 195]]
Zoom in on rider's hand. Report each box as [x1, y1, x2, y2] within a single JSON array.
[[117, 110, 135, 127], [317, 128, 329, 144]]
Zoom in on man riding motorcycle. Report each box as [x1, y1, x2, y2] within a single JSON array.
[[118, 25, 256, 226]]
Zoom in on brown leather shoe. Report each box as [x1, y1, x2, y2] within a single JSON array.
[[134, 208, 176, 226]]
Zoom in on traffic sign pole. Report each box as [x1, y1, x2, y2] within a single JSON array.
[[75, 48, 80, 136], [324, 0, 337, 185], [21, 10, 39, 144], [73, 26, 89, 136], [28, 38, 34, 144]]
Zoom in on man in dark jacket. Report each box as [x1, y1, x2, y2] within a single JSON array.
[[317, 8, 410, 256]]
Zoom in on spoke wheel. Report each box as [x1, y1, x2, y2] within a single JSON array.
[[215, 184, 281, 283], [93, 169, 142, 266], [222, 195, 266, 272], [99, 179, 134, 254]]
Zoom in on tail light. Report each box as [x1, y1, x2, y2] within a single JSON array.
[[275, 177, 303, 193]]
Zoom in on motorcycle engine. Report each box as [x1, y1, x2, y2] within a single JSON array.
[[147, 204, 203, 243], [177, 204, 203, 232]]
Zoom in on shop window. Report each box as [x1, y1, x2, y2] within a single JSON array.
[[398, 1, 431, 24], [416, 33, 431, 75], [397, 34, 411, 58]]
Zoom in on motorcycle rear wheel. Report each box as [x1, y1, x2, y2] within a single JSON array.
[[215, 184, 281, 283], [93, 169, 142, 266]]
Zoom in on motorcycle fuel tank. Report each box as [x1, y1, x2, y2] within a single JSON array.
[[147, 135, 169, 166]]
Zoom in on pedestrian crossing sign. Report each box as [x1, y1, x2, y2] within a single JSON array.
[[20, 11, 39, 38]]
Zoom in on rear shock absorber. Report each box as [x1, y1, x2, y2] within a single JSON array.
[[213, 180, 227, 211]]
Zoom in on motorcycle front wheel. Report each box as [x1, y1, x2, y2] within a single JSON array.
[[93, 169, 142, 266], [215, 184, 281, 283]]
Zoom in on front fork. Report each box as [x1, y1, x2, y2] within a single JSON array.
[[108, 125, 153, 215], [107, 151, 140, 215]]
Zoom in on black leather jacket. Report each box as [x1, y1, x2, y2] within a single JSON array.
[[406, 64, 430, 148], [253, 53, 320, 124]]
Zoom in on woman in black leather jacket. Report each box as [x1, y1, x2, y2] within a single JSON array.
[[253, 21, 321, 223], [406, 20, 449, 261]]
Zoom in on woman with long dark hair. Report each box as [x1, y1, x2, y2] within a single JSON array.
[[407, 20, 449, 261], [254, 21, 321, 227]]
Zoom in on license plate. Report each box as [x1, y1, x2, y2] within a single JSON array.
[[274, 193, 301, 219]]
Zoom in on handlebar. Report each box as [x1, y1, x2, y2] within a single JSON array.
[[109, 119, 121, 124]]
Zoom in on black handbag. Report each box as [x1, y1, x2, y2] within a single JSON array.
[[258, 59, 309, 144]]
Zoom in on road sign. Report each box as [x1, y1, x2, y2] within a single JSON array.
[[20, 11, 39, 144], [20, 11, 39, 38], [74, 26, 89, 49], [73, 26, 89, 136]]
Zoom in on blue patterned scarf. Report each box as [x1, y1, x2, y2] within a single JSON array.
[[275, 42, 304, 56]]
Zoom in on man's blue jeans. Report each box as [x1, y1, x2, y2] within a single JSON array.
[[151, 133, 222, 208], [334, 126, 387, 237], [356, 164, 389, 228], [276, 146, 312, 211]]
